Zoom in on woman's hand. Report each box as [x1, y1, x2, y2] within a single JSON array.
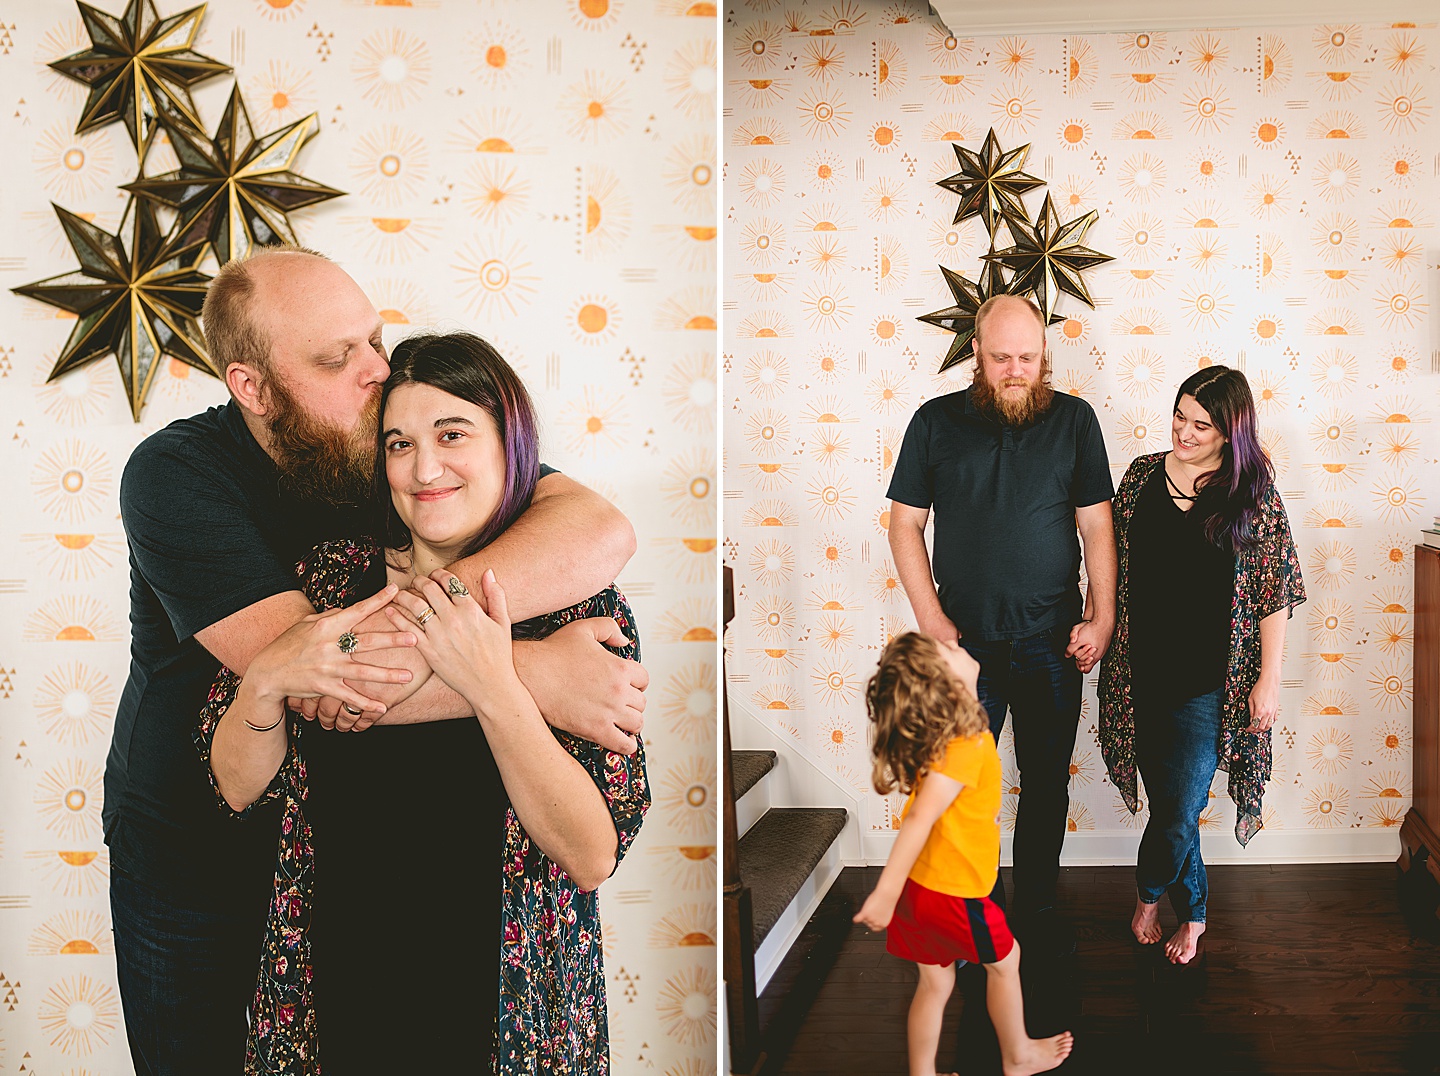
[[387, 568, 518, 705], [1067, 617, 1113, 674], [1246, 677, 1280, 732], [248, 584, 416, 724]]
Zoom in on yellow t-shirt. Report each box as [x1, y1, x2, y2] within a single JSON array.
[[902, 731, 1002, 898]]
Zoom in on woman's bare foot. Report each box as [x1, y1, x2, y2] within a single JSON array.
[[1002, 1032, 1074, 1076], [1165, 920, 1206, 964], [1131, 898, 1162, 944]]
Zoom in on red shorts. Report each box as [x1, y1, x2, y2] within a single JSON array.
[[886, 878, 1015, 966]]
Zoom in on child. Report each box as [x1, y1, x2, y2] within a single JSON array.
[[854, 633, 1074, 1076]]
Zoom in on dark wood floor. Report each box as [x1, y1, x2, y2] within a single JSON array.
[[753, 863, 1440, 1075]]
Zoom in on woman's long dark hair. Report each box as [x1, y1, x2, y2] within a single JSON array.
[[374, 331, 540, 559], [1175, 364, 1272, 551]]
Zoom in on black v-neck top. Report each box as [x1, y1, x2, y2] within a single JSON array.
[[1126, 460, 1236, 706]]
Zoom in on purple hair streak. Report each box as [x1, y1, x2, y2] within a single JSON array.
[[1174, 365, 1273, 552]]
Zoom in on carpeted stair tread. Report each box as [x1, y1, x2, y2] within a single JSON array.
[[732, 749, 777, 800], [740, 807, 848, 947]]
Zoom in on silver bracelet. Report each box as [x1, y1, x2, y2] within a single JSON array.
[[244, 712, 286, 733]]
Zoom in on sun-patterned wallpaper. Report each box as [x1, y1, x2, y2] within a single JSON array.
[[0, 2, 717, 1072], [723, 3, 1438, 858]]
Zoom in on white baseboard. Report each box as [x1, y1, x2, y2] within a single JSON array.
[[855, 826, 1402, 866], [754, 836, 846, 995]]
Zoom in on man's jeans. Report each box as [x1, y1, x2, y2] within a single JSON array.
[[967, 624, 1083, 918], [1135, 686, 1224, 923], [111, 864, 264, 1076]]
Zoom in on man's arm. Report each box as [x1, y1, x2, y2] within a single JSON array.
[[364, 622, 647, 755], [201, 592, 645, 753], [888, 500, 958, 643], [236, 475, 638, 736], [445, 472, 636, 622], [194, 591, 316, 676], [195, 472, 635, 672], [1067, 500, 1117, 672]]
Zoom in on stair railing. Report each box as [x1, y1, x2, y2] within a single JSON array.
[[723, 565, 761, 1071]]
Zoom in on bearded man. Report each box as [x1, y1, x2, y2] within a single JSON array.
[[108, 247, 645, 1074], [887, 293, 1117, 948]]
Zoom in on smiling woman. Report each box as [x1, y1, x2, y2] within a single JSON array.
[[198, 330, 650, 1074], [377, 335, 536, 563]]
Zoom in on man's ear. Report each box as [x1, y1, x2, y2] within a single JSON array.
[[227, 362, 270, 418]]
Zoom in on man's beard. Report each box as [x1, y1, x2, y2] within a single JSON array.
[[266, 376, 381, 507], [970, 359, 1055, 427]]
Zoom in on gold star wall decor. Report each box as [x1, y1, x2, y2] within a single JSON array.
[[17, 0, 344, 420], [984, 194, 1114, 324], [918, 267, 992, 373], [49, 0, 231, 164], [921, 129, 1113, 372], [936, 128, 1045, 241], [11, 199, 214, 421], [124, 86, 344, 265]]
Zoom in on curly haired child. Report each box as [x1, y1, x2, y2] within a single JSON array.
[[854, 632, 1073, 1076]]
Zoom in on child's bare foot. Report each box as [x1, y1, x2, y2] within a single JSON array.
[[1002, 1031, 1074, 1076], [1131, 898, 1162, 945], [1166, 921, 1206, 964]]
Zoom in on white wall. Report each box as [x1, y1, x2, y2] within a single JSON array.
[[722, 1, 1438, 865]]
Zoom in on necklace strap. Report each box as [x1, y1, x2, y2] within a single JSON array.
[[1165, 467, 1197, 501]]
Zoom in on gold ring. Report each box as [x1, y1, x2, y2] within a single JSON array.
[[448, 578, 469, 596], [417, 607, 436, 626]]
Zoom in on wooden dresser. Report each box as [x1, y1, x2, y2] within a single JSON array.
[[1400, 544, 1440, 909]]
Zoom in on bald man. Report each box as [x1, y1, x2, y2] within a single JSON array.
[[887, 294, 1117, 950]]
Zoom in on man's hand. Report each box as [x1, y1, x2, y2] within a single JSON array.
[[288, 591, 442, 730], [247, 584, 416, 722], [1066, 618, 1113, 674], [516, 618, 648, 755], [918, 610, 960, 645]]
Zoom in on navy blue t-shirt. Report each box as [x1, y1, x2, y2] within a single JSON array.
[[109, 403, 372, 901], [887, 389, 1113, 642]]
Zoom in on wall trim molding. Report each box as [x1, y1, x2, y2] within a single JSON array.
[[855, 827, 1403, 866], [929, 1, 1430, 36]]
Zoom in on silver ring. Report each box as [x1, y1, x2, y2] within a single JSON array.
[[416, 607, 436, 627], [337, 631, 359, 655], [343, 704, 363, 716], [447, 577, 469, 597]]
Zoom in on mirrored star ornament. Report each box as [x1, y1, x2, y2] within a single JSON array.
[[49, 0, 231, 164], [983, 193, 1114, 324], [918, 267, 992, 373], [937, 127, 1045, 240], [124, 86, 344, 265], [11, 198, 215, 421]]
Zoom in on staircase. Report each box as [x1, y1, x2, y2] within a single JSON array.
[[724, 568, 852, 1073]]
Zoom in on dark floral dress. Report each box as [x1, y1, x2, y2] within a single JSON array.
[[1097, 453, 1305, 846], [195, 539, 650, 1074]]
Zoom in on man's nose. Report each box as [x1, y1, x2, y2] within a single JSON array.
[[362, 344, 390, 386]]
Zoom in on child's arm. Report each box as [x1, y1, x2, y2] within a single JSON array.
[[853, 772, 963, 930]]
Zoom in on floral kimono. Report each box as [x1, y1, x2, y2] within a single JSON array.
[[195, 539, 650, 1074], [1098, 452, 1305, 845]]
